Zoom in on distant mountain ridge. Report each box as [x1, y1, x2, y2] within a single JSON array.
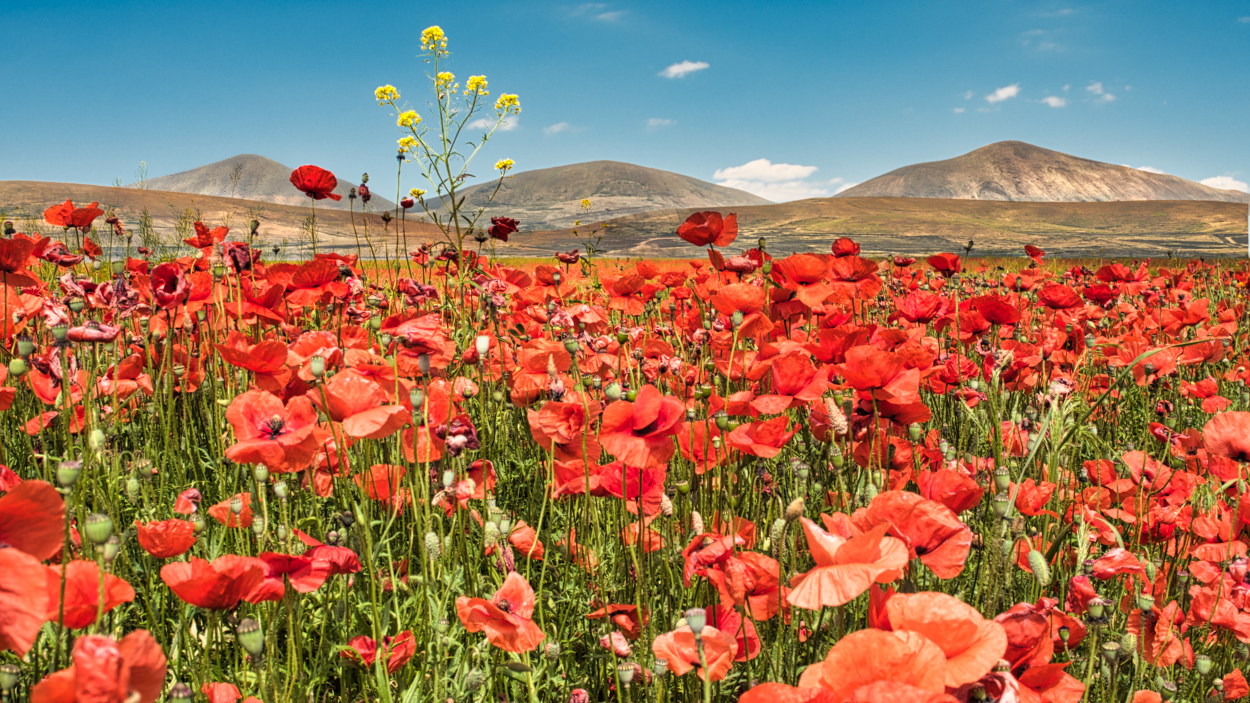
[[447, 160, 772, 230], [129, 154, 396, 211], [836, 141, 1250, 204]]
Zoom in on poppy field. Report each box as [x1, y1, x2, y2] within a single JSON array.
[[4, 25, 1250, 703]]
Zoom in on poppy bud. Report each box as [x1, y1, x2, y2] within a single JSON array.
[[57, 460, 83, 488], [1, 221, 13, 236], [605, 383, 622, 401], [400, 197, 415, 209], [424, 531, 442, 560], [237, 618, 265, 656], [685, 608, 707, 636], [568, 688, 588, 703], [475, 335, 490, 357], [84, 513, 114, 545], [690, 511, 703, 533], [8, 357, 27, 377], [465, 669, 486, 692], [1026, 549, 1050, 585], [418, 353, 431, 375], [169, 683, 194, 703], [126, 476, 141, 502], [103, 534, 121, 563]]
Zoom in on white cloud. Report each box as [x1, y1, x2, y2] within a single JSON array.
[[1122, 165, 1165, 174], [1096, 93, 1115, 103], [544, 122, 569, 135], [953, 107, 966, 113], [1056, 8, 1074, 15], [1201, 175, 1249, 193], [713, 161, 846, 202], [1086, 81, 1105, 94], [1063, 84, 1070, 91], [659, 60, 709, 79], [596, 10, 625, 20], [834, 182, 859, 195], [572, 3, 606, 14], [1041, 96, 1067, 107], [713, 159, 819, 183], [986, 84, 1020, 103], [645, 118, 674, 130], [963, 90, 974, 100], [1238, 16, 1250, 22], [467, 116, 518, 132]]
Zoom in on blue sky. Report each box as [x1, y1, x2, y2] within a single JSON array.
[[2, 0, 1248, 202]]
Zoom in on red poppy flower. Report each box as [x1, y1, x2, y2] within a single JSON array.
[[340, 631, 416, 674], [676, 419, 734, 474], [355, 464, 407, 502], [310, 370, 408, 440], [183, 221, 229, 248], [245, 552, 332, 602], [598, 385, 683, 469], [30, 631, 166, 703], [45, 560, 136, 629], [882, 592, 1007, 687], [160, 555, 267, 610], [737, 683, 838, 703], [650, 625, 738, 681], [488, 216, 520, 242], [43, 200, 104, 230], [585, 603, 649, 641], [174, 488, 202, 515], [201, 683, 242, 703], [727, 417, 798, 459], [527, 400, 603, 463], [927, 253, 961, 276], [710, 282, 766, 316], [817, 629, 948, 700], [836, 346, 921, 405], [455, 572, 546, 652], [0, 549, 51, 655], [832, 237, 861, 257], [971, 294, 1021, 326], [0, 479, 66, 560], [772, 254, 832, 308], [895, 290, 945, 324], [224, 390, 319, 472], [852, 491, 973, 578], [788, 519, 907, 610], [133, 519, 197, 559], [0, 235, 43, 287], [150, 262, 190, 310], [289, 165, 343, 201], [1204, 412, 1250, 462], [676, 211, 738, 248], [1037, 283, 1083, 310], [750, 350, 832, 415], [207, 493, 254, 528]]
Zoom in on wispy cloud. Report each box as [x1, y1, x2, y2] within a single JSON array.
[[467, 116, 518, 132], [1041, 96, 1067, 108], [1122, 165, 1166, 174], [544, 122, 570, 135], [963, 90, 974, 100], [1086, 81, 1116, 103], [713, 159, 844, 201], [986, 84, 1020, 104], [1020, 28, 1063, 51], [1201, 175, 1249, 193], [1238, 16, 1250, 23], [953, 107, 966, 114], [645, 118, 674, 131], [596, 10, 625, 20], [659, 60, 709, 79]]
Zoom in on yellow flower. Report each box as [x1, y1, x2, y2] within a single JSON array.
[[374, 85, 399, 103], [398, 136, 418, 152], [464, 75, 489, 96], [421, 26, 447, 52], [494, 93, 521, 114], [436, 71, 455, 86], [397, 110, 421, 128], [580, 199, 591, 211], [409, 188, 426, 198], [494, 159, 515, 173]]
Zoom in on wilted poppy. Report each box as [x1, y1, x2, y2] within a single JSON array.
[[455, 572, 546, 652], [488, 216, 520, 242], [289, 165, 343, 201]]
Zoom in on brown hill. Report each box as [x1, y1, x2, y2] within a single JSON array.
[[446, 160, 771, 230], [493, 197, 1248, 259], [836, 141, 1250, 203], [0, 181, 435, 257], [128, 154, 398, 212]]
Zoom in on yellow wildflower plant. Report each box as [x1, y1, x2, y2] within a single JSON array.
[[494, 93, 521, 114], [580, 199, 592, 211], [494, 159, 515, 173], [464, 76, 489, 97], [374, 85, 399, 104], [421, 26, 447, 52], [397, 110, 421, 128], [409, 188, 426, 198], [398, 136, 418, 152]]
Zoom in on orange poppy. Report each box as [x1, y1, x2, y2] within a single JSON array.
[[45, 560, 136, 629], [207, 493, 255, 528], [340, 631, 416, 674], [585, 603, 648, 641], [852, 491, 973, 578], [676, 211, 738, 248], [882, 592, 1007, 687], [455, 572, 546, 652], [817, 629, 947, 700], [134, 519, 197, 559], [160, 555, 267, 610], [30, 631, 166, 703], [650, 625, 738, 681], [1204, 411, 1250, 462], [0, 479, 66, 560], [224, 389, 319, 472], [0, 549, 51, 655], [787, 519, 907, 610]]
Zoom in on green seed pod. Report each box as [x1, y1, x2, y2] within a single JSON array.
[[7, 357, 27, 377], [237, 618, 264, 657], [57, 460, 82, 488], [84, 513, 114, 545], [126, 476, 141, 502], [251, 516, 265, 536], [103, 535, 122, 564], [88, 428, 107, 453], [1027, 550, 1051, 586], [464, 669, 486, 692], [1195, 654, 1212, 675], [424, 531, 441, 559], [253, 465, 269, 484]]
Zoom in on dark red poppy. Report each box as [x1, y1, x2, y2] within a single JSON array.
[[67, 322, 121, 344], [676, 211, 738, 248], [832, 237, 861, 257], [134, 519, 197, 558], [488, 217, 520, 242], [30, 631, 166, 703], [586, 603, 649, 640], [289, 165, 343, 201], [39, 242, 85, 267], [1024, 245, 1045, 264], [150, 262, 190, 309], [160, 555, 267, 610], [340, 631, 416, 674]]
